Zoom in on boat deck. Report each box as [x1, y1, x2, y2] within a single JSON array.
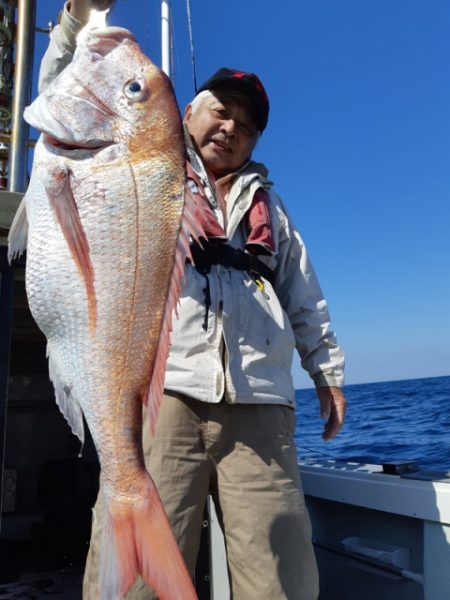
[[0, 568, 82, 599]]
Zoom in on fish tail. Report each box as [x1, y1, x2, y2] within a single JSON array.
[[99, 475, 198, 600]]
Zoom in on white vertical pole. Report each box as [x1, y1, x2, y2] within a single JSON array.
[[161, 0, 170, 78]]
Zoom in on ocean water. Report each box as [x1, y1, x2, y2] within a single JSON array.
[[294, 375, 450, 472]]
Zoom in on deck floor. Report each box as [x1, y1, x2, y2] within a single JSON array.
[[0, 569, 82, 599]]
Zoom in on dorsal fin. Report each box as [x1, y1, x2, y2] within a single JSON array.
[[145, 181, 221, 431]]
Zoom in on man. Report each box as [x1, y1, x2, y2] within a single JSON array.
[[40, 2, 347, 598]]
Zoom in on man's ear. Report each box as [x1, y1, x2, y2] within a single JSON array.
[[183, 104, 192, 123]]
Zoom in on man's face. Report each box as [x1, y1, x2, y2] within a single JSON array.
[[184, 90, 260, 178]]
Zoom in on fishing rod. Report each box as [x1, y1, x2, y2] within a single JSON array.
[[186, 0, 197, 93], [117, 2, 196, 91], [161, 0, 197, 92]]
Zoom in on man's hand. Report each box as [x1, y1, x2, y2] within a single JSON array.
[[69, 0, 116, 23], [316, 386, 347, 441]]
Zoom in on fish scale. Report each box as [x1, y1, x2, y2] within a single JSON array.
[[8, 25, 205, 600]]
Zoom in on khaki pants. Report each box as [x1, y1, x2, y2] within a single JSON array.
[[83, 393, 319, 600]]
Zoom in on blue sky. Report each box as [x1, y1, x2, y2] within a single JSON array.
[[33, 1, 450, 387]]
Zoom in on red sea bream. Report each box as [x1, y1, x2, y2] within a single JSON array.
[[8, 26, 203, 600]]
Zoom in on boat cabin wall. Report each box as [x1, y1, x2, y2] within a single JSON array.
[[1, 261, 100, 583]]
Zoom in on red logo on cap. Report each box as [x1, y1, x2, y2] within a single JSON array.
[[232, 71, 268, 103]]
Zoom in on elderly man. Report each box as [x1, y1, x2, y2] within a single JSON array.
[[40, 1, 347, 598]]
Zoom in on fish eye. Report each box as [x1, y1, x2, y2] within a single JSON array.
[[124, 79, 145, 101]]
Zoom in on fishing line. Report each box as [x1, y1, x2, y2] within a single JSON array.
[[169, 10, 183, 86], [144, 0, 154, 59], [186, 0, 197, 93], [297, 444, 337, 461]]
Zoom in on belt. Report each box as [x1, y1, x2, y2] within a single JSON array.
[[189, 243, 275, 285]]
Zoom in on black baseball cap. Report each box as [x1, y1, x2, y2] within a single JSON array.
[[197, 67, 270, 132]]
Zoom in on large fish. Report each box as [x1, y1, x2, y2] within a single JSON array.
[[9, 26, 207, 600]]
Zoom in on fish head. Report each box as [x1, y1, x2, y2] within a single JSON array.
[[25, 27, 184, 159]]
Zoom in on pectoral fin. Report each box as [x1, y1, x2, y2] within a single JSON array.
[[45, 165, 97, 331]]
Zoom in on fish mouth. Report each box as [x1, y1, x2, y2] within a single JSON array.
[[43, 133, 113, 152]]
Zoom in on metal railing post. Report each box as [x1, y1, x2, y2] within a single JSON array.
[[8, 0, 35, 193]]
